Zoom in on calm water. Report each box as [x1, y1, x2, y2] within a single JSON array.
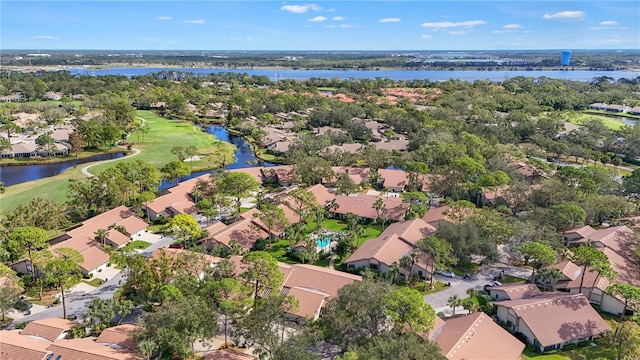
[[2, 126, 273, 189], [68, 67, 638, 82], [0, 152, 125, 187], [158, 126, 274, 191]]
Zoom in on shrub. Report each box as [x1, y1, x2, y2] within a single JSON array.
[[15, 322, 29, 330], [53, 298, 60, 304], [252, 238, 267, 251], [562, 343, 577, 351], [577, 340, 591, 348]]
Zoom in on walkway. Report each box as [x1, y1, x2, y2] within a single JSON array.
[[79, 116, 146, 177], [328, 254, 337, 270]]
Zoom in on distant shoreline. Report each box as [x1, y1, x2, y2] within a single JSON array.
[[5, 64, 639, 73]]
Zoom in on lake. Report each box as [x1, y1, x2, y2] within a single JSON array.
[[1, 152, 125, 187], [68, 67, 638, 82], [1, 126, 273, 189]]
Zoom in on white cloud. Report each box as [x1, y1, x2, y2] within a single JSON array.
[[379, 17, 401, 23], [421, 20, 486, 30], [32, 35, 58, 39], [599, 21, 619, 26], [184, 19, 205, 24], [230, 36, 252, 41], [340, 24, 353, 28], [332, 16, 345, 21], [309, 16, 327, 22], [281, 4, 321, 14], [503, 24, 522, 29], [543, 11, 584, 19], [421, 34, 432, 39], [325, 25, 336, 28], [448, 30, 469, 35], [157, 16, 172, 20]]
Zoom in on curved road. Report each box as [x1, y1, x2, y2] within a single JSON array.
[[79, 116, 146, 177]]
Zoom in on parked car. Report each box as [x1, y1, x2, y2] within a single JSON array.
[[492, 281, 503, 287], [168, 242, 185, 249], [435, 269, 456, 278]]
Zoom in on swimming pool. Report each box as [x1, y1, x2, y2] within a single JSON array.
[[316, 236, 332, 251]]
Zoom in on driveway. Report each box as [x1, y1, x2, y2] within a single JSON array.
[[424, 264, 532, 316]]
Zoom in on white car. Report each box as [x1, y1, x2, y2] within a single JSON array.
[[436, 269, 456, 278]]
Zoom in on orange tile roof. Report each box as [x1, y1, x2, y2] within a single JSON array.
[[115, 216, 148, 235], [21, 318, 77, 342], [285, 287, 327, 319], [106, 229, 131, 247], [207, 218, 269, 252], [331, 194, 406, 221], [95, 324, 138, 350], [78, 246, 111, 273], [433, 312, 525, 360], [495, 293, 611, 347], [377, 169, 408, 189], [0, 330, 51, 360], [47, 338, 142, 360], [490, 283, 542, 300]]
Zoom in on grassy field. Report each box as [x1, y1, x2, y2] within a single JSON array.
[[89, 110, 235, 174], [0, 110, 234, 212], [570, 113, 626, 130]]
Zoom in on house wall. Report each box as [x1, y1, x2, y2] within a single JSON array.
[[600, 293, 625, 316], [11, 260, 31, 275], [86, 262, 109, 277], [489, 289, 509, 301], [564, 233, 584, 242], [131, 229, 147, 238]]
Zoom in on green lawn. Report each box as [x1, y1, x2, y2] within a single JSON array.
[[146, 224, 164, 234], [127, 240, 151, 250], [522, 347, 569, 360], [83, 278, 106, 287], [304, 219, 383, 244], [0, 110, 234, 212], [89, 110, 235, 174], [415, 281, 447, 295], [501, 274, 528, 284], [521, 341, 617, 360], [570, 113, 626, 130]]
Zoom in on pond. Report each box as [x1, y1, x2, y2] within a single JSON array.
[[0, 152, 125, 187]]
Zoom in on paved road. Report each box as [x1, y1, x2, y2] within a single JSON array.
[[424, 264, 532, 316], [10, 235, 175, 326]]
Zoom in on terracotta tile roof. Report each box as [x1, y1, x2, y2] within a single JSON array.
[[106, 229, 130, 247], [377, 169, 408, 189], [284, 264, 361, 301], [346, 233, 415, 267], [374, 139, 409, 151], [433, 312, 525, 360], [428, 316, 447, 340], [78, 246, 111, 273], [115, 216, 148, 235], [564, 225, 597, 240], [95, 324, 138, 350], [329, 167, 371, 185], [47, 338, 142, 360], [306, 184, 336, 205], [549, 260, 582, 281], [0, 330, 51, 360], [422, 205, 459, 227], [490, 283, 542, 300], [381, 218, 436, 245], [553, 263, 610, 292], [285, 287, 327, 319], [331, 194, 406, 221], [146, 188, 195, 215], [495, 293, 611, 347], [203, 348, 255, 360], [21, 318, 77, 342], [207, 218, 269, 252]]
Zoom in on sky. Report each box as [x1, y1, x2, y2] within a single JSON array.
[[1, 1, 639, 51]]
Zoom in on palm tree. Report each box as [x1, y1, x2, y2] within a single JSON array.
[[448, 295, 462, 316], [94, 228, 109, 246], [388, 262, 401, 284], [399, 255, 414, 281]]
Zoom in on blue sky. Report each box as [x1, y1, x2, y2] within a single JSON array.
[[1, 1, 638, 50]]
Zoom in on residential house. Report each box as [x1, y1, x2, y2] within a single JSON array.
[[421, 205, 470, 229], [326, 167, 371, 187], [494, 292, 611, 353], [44, 91, 63, 100], [11, 205, 147, 277], [149, 248, 223, 280], [329, 194, 407, 222], [203, 215, 269, 253], [345, 218, 437, 278], [0, 329, 51, 360], [0, 93, 24, 102], [95, 324, 139, 350], [325, 143, 364, 155], [374, 139, 409, 152], [431, 312, 525, 360], [144, 178, 199, 221], [628, 107, 640, 116], [20, 318, 78, 342], [47, 338, 142, 360], [376, 169, 409, 192], [227, 255, 362, 321], [488, 283, 542, 301]]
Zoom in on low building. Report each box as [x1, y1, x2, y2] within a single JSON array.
[[0, 329, 51, 360], [329, 194, 407, 222], [494, 292, 611, 353], [203, 348, 255, 359], [20, 318, 78, 342], [488, 283, 542, 301], [431, 312, 525, 360], [95, 324, 139, 350], [345, 218, 437, 278]]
